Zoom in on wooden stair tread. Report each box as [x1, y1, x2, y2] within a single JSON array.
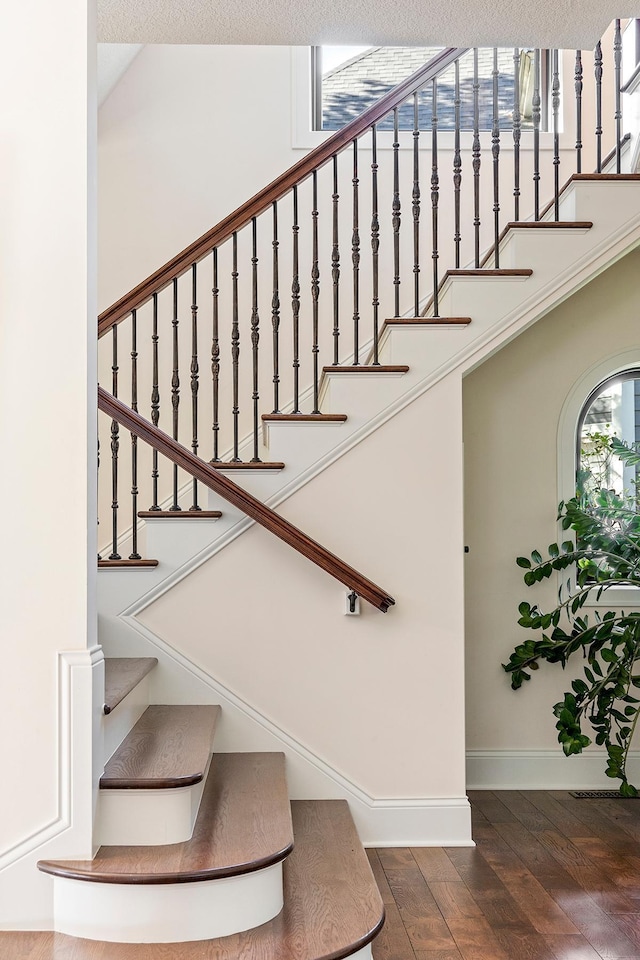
[[443, 268, 533, 277], [98, 559, 159, 568], [103, 658, 158, 715], [100, 704, 220, 789], [384, 317, 472, 325], [209, 461, 285, 470], [262, 413, 347, 422], [138, 510, 222, 519], [38, 753, 292, 884], [33, 800, 383, 959], [322, 364, 409, 373]]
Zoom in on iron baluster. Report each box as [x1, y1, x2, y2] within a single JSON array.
[[453, 59, 462, 269], [371, 124, 380, 364], [129, 310, 141, 559], [595, 40, 603, 173], [431, 77, 440, 317], [150, 292, 160, 510], [211, 248, 220, 461], [170, 277, 181, 510], [412, 91, 421, 316], [575, 50, 583, 173], [251, 218, 261, 461], [472, 48, 481, 266], [190, 263, 201, 507], [492, 48, 501, 266], [552, 49, 561, 221], [311, 171, 320, 408], [615, 20, 622, 174], [292, 186, 301, 413], [271, 202, 281, 413], [109, 324, 121, 559], [513, 48, 521, 221], [331, 155, 340, 365], [533, 49, 541, 220], [392, 107, 401, 316], [351, 143, 360, 366], [231, 232, 240, 460]]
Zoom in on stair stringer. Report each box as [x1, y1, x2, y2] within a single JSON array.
[[99, 177, 640, 848]]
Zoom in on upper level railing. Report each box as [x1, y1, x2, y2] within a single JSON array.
[[97, 24, 633, 592]]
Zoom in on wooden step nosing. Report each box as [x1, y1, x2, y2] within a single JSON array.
[[262, 413, 347, 422], [137, 510, 222, 519], [208, 461, 285, 470], [322, 364, 409, 374], [103, 658, 158, 715], [99, 770, 207, 790], [98, 559, 159, 568], [384, 317, 472, 325]]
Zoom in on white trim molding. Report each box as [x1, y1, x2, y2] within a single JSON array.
[[467, 748, 640, 790]]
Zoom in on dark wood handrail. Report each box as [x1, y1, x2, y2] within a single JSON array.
[[98, 388, 395, 612], [98, 46, 468, 337]]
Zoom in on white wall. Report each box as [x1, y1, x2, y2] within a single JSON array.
[[0, 0, 99, 928], [464, 247, 640, 786]]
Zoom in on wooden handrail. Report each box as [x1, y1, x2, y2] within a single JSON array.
[[98, 46, 468, 337], [98, 388, 395, 612]]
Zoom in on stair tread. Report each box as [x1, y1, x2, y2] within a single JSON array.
[[262, 413, 347, 422], [38, 752, 292, 884], [209, 461, 285, 470], [103, 658, 158, 715], [101, 704, 220, 789], [322, 364, 409, 373], [384, 317, 472, 325], [98, 559, 159, 568], [32, 800, 383, 959], [138, 510, 222, 518]]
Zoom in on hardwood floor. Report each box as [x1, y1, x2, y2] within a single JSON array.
[[370, 790, 640, 960]]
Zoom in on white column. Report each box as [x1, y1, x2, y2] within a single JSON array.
[[0, 0, 97, 928]]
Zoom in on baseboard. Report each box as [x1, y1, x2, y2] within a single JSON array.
[[466, 749, 640, 790]]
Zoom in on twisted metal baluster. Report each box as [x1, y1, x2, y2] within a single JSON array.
[[453, 60, 462, 269], [595, 40, 603, 173], [492, 48, 501, 266], [211, 248, 220, 461], [331, 155, 340, 365], [109, 325, 121, 558], [190, 263, 201, 507], [472, 48, 481, 266], [170, 278, 181, 510], [271, 203, 281, 412], [552, 49, 561, 221], [392, 107, 401, 316], [311, 171, 320, 408], [412, 92, 421, 316], [292, 186, 301, 413], [513, 48, 521, 221], [533, 49, 541, 220], [615, 20, 622, 174], [250, 218, 261, 461], [351, 143, 360, 366], [231, 233, 241, 461], [431, 78, 440, 317], [371, 124, 380, 363], [129, 310, 141, 558], [149, 292, 160, 510]]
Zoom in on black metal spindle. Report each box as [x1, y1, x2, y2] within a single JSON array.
[[170, 278, 181, 510], [492, 48, 501, 265], [533, 48, 541, 220], [150, 292, 160, 510], [351, 143, 360, 365], [615, 20, 622, 174], [292, 186, 301, 413], [129, 310, 141, 559], [190, 263, 201, 507], [513, 48, 521, 221], [552, 49, 561, 220], [595, 40, 603, 173], [231, 233, 240, 460], [472, 48, 481, 266], [109, 325, 121, 559], [412, 92, 421, 316], [250, 218, 261, 461], [575, 50, 583, 173], [271, 203, 281, 412], [331, 156, 340, 365], [453, 60, 462, 269], [311, 170, 321, 407], [392, 107, 401, 316], [211, 248, 220, 461], [97, 435, 101, 561], [431, 78, 440, 317], [371, 125, 380, 363]]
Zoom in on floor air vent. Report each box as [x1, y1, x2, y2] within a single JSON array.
[[569, 790, 636, 799]]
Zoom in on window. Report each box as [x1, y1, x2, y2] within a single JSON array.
[[312, 46, 544, 133]]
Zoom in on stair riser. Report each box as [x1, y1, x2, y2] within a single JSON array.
[[428, 274, 531, 320], [144, 516, 223, 566], [103, 676, 150, 765], [319, 372, 410, 419], [554, 179, 640, 223], [261, 419, 347, 460], [376, 325, 470, 367], [482, 227, 593, 269], [52, 861, 283, 943], [95, 755, 211, 846]]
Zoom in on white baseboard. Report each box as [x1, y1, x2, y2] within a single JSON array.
[[466, 749, 640, 790]]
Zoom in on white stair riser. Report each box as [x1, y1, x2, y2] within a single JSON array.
[[483, 226, 593, 269], [556, 179, 639, 222], [144, 516, 222, 566], [429, 273, 531, 319], [52, 861, 283, 942], [319, 372, 410, 418], [261, 419, 347, 460], [95, 755, 210, 846], [376, 326, 470, 367], [103, 675, 150, 764]]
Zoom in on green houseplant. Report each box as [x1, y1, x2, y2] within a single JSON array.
[[503, 437, 640, 796]]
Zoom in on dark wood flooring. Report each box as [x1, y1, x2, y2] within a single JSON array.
[[369, 790, 640, 960]]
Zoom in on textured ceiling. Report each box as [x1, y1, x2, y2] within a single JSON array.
[[98, 0, 632, 50]]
